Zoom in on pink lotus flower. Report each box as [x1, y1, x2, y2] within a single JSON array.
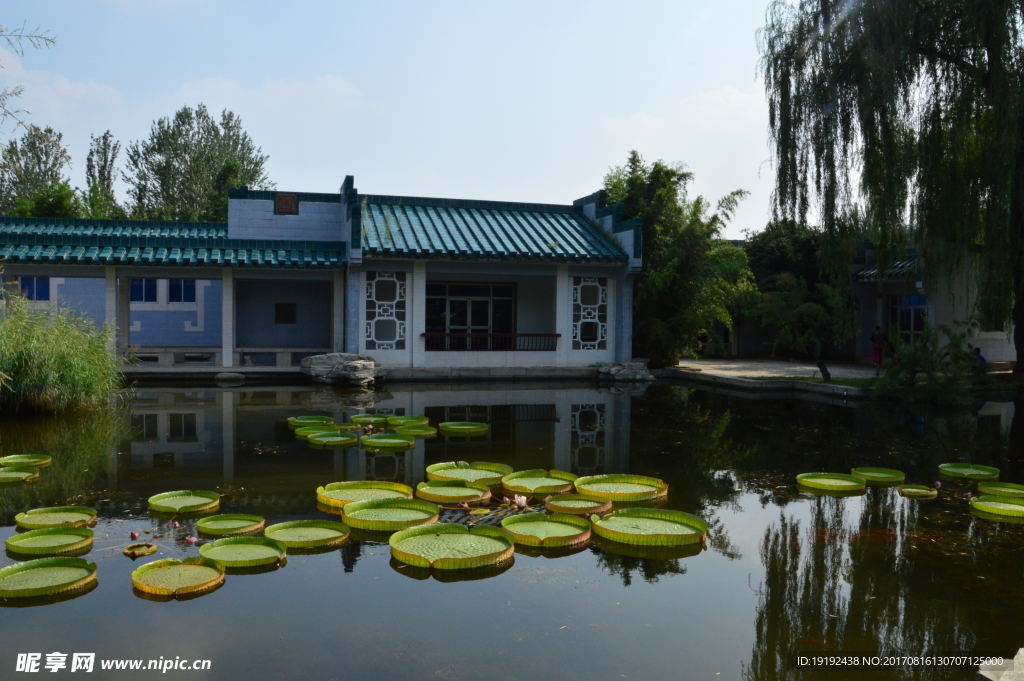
[[171, 521, 181, 529], [501, 497, 510, 505], [514, 495, 527, 509], [963, 492, 972, 500], [130, 531, 140, 540], [185, 536, 197, 545], [457, 502, 469, 509], [934, 481, 941, 489]]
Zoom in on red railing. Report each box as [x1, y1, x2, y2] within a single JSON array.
[[422, 333, 560, 351]]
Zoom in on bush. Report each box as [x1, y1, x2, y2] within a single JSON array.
[[875, 321, 984, 402], [0, 286, 122, 413]]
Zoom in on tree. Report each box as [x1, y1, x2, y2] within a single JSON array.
[[122, 104, 273, 222], [0, 23, 55, 130], [83, 131, 125, 220], [744, 220, 821, 292], [0, 125, 72, 213], [11, 180, 84, 219], [760, 0, 1024, 373], [605, 151, 756, 367]]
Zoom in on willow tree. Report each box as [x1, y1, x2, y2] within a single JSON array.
[[761, 0, 1024, 371]]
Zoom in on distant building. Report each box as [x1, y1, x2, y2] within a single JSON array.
[[0, 177, 641, 378]]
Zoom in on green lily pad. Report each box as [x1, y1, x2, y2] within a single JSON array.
[[287, 415, 334, 429], [938, 463, 1000, 480], [15, 506, 97, 530], [395, 425, 438, 438], [977, 481, 1024, 498], [123, 543, 158, 558], [316, 481, 413, 508], [6, 528, 93, 556], [438, 421, 489, 436], [0, 454, 52, 468], [0, 467, 40, 483], [294, 425, 342, 441], [545, 494, 613, 515], [796, 473, 867, 492], [851, 467, 905, 484], [502, 469, 577, 495], [132, 557, 224, 596], [0, 557, 98, 598], [199, 537, 287, 567], [591, 533, 704, 561], [342, 498, 440, 531], [308, 433, 358, 449], [501, 512, 591, 547], [591, 508, 707, 547], [899, 484, 938, 499], [265, 520, 351, 548], [334, 422, 362, 431], [351, 414, 390, 425], [574, 474, 669, 501], [390, 523, 514, 569], [426, 461, 512, 485], [415, 480, 492, 505], [360, 433, 416, 449], [148, 490, 220, 514], [970, 495, 1024, 518], [196, 514, 265, 536], [388, 416, 430, 427]]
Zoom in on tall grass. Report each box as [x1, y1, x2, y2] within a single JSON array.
[[0, 285, 123, 413]]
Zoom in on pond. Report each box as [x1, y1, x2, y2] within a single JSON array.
[[1, 381, 1022, 680]]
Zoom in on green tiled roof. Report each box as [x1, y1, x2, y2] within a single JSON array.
[[355, 196, 627, 262], [0, 217, 346, 269]]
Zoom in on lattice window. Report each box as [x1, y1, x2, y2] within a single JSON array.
[[364, 453, 407, 481], [572, 277, 607, 350], [365, 271, 406, 350], [571, 403, 606, 476]]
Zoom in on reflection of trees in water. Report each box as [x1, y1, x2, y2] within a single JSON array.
[[744, 487, 1024, 681], [589, 546, 688, 587]]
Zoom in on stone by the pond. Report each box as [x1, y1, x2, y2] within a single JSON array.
[[215, 372, 245, 386], [300, 353, 378, 386], [596, 361, 654, 383]]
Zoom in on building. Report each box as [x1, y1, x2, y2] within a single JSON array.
[[0, 176, 641, 379]]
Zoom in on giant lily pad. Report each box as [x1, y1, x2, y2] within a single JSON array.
[[438, 421, 489, 437], [199, 537, 287, 567], [395, 425, 438, 438], [591, 534, 704, 561], [851, 467, 905, 485], [132, 557, 224, 597], [977, 481, 1024, 498], [426, 461, 512, 485], [0, 467, 40, 484], [316, 481, 414, 508], [342, 498, 440, 531], [0, 557, 98, 598], [574, 474, 669, 501], [294, 425, 342, 441], [123, 543, 158, 558], [388, 416, 430, 427], [502, 469, 577, 495], [360, 433, 416, 449], [265, 520, 350, 548], [287, 415, 334, 429], [390, 523, 514, 569], [590, 508, 707, 547], [197, 514, 265, 537], [148, 490, 220, 514], [308, 433, 358, 449], [970, 495, 1024, 518], [545, 494, 612, 515], [6, 528, 93, 556], [796, 473, 867, 492], [351, 414, 390, 425], [938, 463, 1000, 480], [390, 556, 514, 582], [415, 480, 492, 505], [501, 512, 591, 547], [898, 484, 938, 499], [0, 454, 52, 468], [15, 506, 97, 530]]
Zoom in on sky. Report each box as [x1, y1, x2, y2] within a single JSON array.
[[0, 0, 775, 238]]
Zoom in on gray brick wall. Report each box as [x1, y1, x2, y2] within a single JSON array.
[[227, 198, 345, 241]]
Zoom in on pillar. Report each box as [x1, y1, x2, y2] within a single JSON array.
[[615, 272, 634, 363], [345, 266, 361, 354], [222, 391, 234, 483], [117, 277, 131, 352], [221, 268, 234, 367], [411, 261, 427, 367], [554, 264, 572, 367], [104, 267, 117, 350], [332, 269, 346, 352]]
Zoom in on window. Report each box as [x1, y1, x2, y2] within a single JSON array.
[[275, 302, 297, 324], [130, 279, 157, 303], [19, 277, 50, 301], [572, 277, 608, 350], [168, 279, 196, 303], [275, 193, 299, 215], [890, 295, 928, 343], [425, 283, 516, 349], [168, 413, 198, 442], [131, 413, 159, 442]]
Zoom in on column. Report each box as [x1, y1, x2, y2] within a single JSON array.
[[117, 277, 131, 352], [221, 268, 234, 367], [345, 266, 361, 354], [104, 267, 117, 350], [222, 391, 234, 483], [411, 261, 427, 367], [332, 269, 346, 352], [554, 264, 572, 367], [615, 272, 634, 363], [552, 392, 572, 470]]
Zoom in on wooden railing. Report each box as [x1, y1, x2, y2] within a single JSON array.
[[421, 333, 560, 351]]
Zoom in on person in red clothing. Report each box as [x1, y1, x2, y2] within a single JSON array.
[[870, 325, 885, 368]]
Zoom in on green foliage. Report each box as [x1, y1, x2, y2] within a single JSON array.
[[605, 151, 756, 366], [123, 104, 273, 222], [744, 220, 821, 292], [0, 287, 121, 413], [11, 179, 84, 219], [875, 322, 984, 402], [0, 125, 71, 213]]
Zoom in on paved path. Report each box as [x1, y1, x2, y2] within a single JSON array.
[[675, 358, 879, 380]]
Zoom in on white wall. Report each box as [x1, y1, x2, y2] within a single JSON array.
[[228, 198, 345, 241]]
